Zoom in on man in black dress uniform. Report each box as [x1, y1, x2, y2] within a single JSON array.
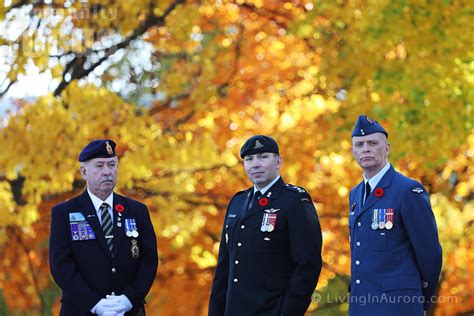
[[49, 139, 158, 315], [209, 135, 323, 316]]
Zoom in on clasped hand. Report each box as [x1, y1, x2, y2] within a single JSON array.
[[93, 294, 132, 316]]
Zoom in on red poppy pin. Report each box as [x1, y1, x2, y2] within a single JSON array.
[[374, 188, 384, 198], [115, 204, 124, 212], [259, 197, 269, 207]]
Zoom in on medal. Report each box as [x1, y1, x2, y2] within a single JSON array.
[[70, 221, 96, 240], [261, 213, 269, 232], [70, 223, 79, 240], [79, 222, 88, 240], [385, 208, 394, 229], [72, 227, 79, 240], [125, 219, 133, 236], [131, 239, 139, 259], [266, 214, 277, 232], [125, 218, 139, 237], [378, 209, 386, 229], [371, 209, 378, 230], [131, 218, 139, 237]]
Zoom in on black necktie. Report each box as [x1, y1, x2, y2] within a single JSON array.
[[254, 191, 262, 204], [364, 182, 371, 204], [249, 191, 262, 210], [100, 203, 113, 254]]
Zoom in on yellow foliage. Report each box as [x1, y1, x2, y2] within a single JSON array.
[[0, 0, 472, 315]]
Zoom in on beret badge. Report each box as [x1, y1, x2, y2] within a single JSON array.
[[254, 140, 264, 149], [106, 141, 113, 155]]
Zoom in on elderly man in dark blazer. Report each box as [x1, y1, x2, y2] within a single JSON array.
[[348, 115, 442, 315], [209, 135, 323, 316], [49, 140, 158, 316]]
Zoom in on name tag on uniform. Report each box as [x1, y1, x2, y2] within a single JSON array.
[[69, 212, 96, 241]]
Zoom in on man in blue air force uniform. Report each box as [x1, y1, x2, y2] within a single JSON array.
[[348, 115, 442, 315], [49, 140, 158, 316], [208, 135, 323, 316]]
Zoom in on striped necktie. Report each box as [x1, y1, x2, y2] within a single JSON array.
[[100, 202, 113, 254]]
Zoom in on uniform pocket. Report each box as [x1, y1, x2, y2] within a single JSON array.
[[255, 234, 284, 253], [382, 275, 421, 292], [370, 232, 388, 250]]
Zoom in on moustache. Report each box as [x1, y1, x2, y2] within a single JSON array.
[[100, 178, 114, 184]]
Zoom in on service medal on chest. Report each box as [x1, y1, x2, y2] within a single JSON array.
[[131, 239, 140, 259], [261, 212, 278, 232]]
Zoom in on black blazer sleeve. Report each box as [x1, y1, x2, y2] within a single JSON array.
[[281, 192, 323, 315]]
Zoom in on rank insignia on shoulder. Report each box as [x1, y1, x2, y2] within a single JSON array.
[[293, 186, 306, 193], [411, 187, 424, 194]]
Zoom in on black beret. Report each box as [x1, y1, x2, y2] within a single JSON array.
[[352, 115, 388, 138], [78, 139, 116, 162], [240, 135, 279, 158]]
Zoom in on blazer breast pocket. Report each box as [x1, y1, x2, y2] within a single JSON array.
[[255, 234, 284, 253], [370, 231, 388, 250], [382, 275, 421, 292]]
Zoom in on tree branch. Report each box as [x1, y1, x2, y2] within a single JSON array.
[[53, 0, 185, 96]]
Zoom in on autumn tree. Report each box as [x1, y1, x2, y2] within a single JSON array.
[[0, 1, 472, 315]]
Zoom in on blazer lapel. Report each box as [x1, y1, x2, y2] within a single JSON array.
[[243, 177, 285, 221], [112, 193, 126, 258], [356, 166, 396, 219], [354, 181, 364, 216], [77, 190, 111, 256]]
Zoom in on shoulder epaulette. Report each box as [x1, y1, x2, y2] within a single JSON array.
[[284, 183, 313, 203], [284, 183, 307, 194], [234, 188, 252, 197]]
